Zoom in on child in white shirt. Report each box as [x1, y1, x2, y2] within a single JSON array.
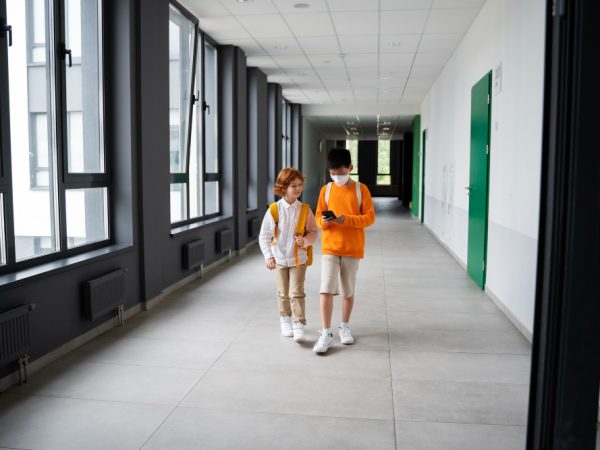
[[259, 168, 318, 342]]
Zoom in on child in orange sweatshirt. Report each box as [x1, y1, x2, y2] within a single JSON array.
[[313, 148, 376, 354]]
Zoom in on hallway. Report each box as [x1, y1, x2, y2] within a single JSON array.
[[0, 199, 531, 450]]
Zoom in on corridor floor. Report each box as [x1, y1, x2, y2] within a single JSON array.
[[0, 199, 531, 450]]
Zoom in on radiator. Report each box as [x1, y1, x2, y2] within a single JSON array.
[[83, 269, 125, 322], [0, 305, 34, 367], [248, 217, 261, 239], [183, 239, 205, 270], [216, 229, 233, 254]]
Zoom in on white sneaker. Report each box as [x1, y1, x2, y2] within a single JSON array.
[[313, 330, 334, 354], [293, 323, 305, 342], [280, 316, 293, 337], [339, 325, 354, 345]]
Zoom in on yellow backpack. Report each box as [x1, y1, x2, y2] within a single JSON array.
[[269, 202, 313, 267]]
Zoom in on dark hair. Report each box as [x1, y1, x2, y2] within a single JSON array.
[[274, 168, 305, 197], [327, 148, 352, 169]]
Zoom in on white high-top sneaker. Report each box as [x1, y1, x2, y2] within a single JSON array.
[[293, 322, 305, 342], [280, 316, 293, 337], [313, 329, 334, 354], [339, 324, 354, 345]]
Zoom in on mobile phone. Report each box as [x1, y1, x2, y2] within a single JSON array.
[[322, 210, 337, 220]]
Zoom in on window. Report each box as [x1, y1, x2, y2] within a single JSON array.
[[0, 0, 109, 270], [281, 98, 291, 169], [169, 3, 220, 225], [346, 139, 359, 181], [377, 139, 391, 185]]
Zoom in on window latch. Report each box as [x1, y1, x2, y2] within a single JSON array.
[[203, 100, 210, 115], [192, 91, 199, 105], [2, 23, 12, 47], [59, 43, 72, 67]]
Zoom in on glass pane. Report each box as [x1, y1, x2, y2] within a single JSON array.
[[65, 188, 108, 248], [204, 41, 218, 174], [169, 5, 195, 174], [188, 49, 203, 219], [170, 183, 187, 223], [378, 140, 390, 175], [65, 0, 104, 173], [377, 175, 391, 185], [0, 194, 6, 265], [346, 139, 359, 174], [205, 181, 219, 215], [8, 0, 59, 261]]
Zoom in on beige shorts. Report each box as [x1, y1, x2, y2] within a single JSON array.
[[320, 254, 360, 298]]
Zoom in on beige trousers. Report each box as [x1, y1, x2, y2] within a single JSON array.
[[275, 264, 307, 324]]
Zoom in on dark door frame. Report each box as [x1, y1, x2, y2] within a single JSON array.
[[527, 0, 600, 448]]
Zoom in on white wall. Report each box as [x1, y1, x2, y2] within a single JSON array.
[[420, 0, 546, 337]]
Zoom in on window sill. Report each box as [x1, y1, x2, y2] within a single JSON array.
[[170, 215, 234, 237], [0, 244, 135, 292]]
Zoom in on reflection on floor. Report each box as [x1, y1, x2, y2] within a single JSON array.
[[0, 198, 531, 450]]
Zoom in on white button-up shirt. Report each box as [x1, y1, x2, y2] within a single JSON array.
[[259, 199, 318, 267]]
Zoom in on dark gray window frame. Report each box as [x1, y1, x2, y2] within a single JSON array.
[[169, 0, 221, 228], [0, 0, 112, 274]]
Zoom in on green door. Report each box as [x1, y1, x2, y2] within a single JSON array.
[[411, 115, 421, 218], [467, 72, 492, 288], [421, 129, 427, 223]]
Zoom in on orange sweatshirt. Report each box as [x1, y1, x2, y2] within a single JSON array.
[[315, 181, 376, 258]]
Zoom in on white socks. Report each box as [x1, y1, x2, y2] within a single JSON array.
[[340, 322, 349, 329], [322, 328, 332, 336]]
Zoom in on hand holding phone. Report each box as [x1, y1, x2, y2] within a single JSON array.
[[322, 210, 337, 220]]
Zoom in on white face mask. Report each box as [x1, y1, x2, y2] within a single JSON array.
[[331, 174, 350, 186]]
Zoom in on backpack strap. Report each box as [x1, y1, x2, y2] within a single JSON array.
[[294, 203, 310, 267], [269, 202, 279, 240], [324, 182, 333, 207], [324, 181, 362, 212]]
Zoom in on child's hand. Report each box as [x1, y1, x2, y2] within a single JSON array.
[[294, 234, 305, 247], [334, 215, 345, 224], [265, 257, 276, 270]]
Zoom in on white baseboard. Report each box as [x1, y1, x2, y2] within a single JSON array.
[[1, 246, 258, 393], [485, 287, 533, 343], [422, 223, 532, 343]]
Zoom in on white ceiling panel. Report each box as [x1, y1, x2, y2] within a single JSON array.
[[410, 66, 443, 77], [219, 0, 278, 15], [308, 54, 346, 67], [379, 53, 415, 69], [380, 10, 429, 34], [378, 67, 412, 78], [256, 37, 303, 55], [272, 54, 312, 68], [348, 66, 379, 78], [405, 76, 437, 87], [419, 33, 463, 52], [413, 51, 451, 66], [185, 0, 229, 17], [380, 34, 421, 53], [343, 53, 379, 68], [432, 0, 487, 8], [275, 0, 329, 14], [338, 35, 379, 54], [246, 55, 278, 69], [381, 0, 433, 9], [315, 67, 350, 79], [297, 36, 340, 54], [331, 12, 379, 36], [235, 15, 292, 38], [198, 16, 251, 40], [283, 13, 335, 37], [327, 0, 379, 12], [425, 8, 480, 34]]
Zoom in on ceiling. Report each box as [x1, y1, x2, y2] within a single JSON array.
[[181, 0, 486, 139]]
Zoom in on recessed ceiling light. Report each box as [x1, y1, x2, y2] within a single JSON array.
[[323, 59, 332, 64], [274, 44, 287, 50], [294, 2, 310, 8], [237, 0, 253, 3], [387, 41, 402, 47]]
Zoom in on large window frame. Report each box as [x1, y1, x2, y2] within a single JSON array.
[[169, 1, 221, 227], [0, 0, 111, 274], [346, 139, 359, 181]]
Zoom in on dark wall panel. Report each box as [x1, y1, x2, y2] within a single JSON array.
[[358, 140, 378, 185]]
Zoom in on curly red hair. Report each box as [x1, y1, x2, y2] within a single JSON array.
[[274, 168, 305, 197]]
